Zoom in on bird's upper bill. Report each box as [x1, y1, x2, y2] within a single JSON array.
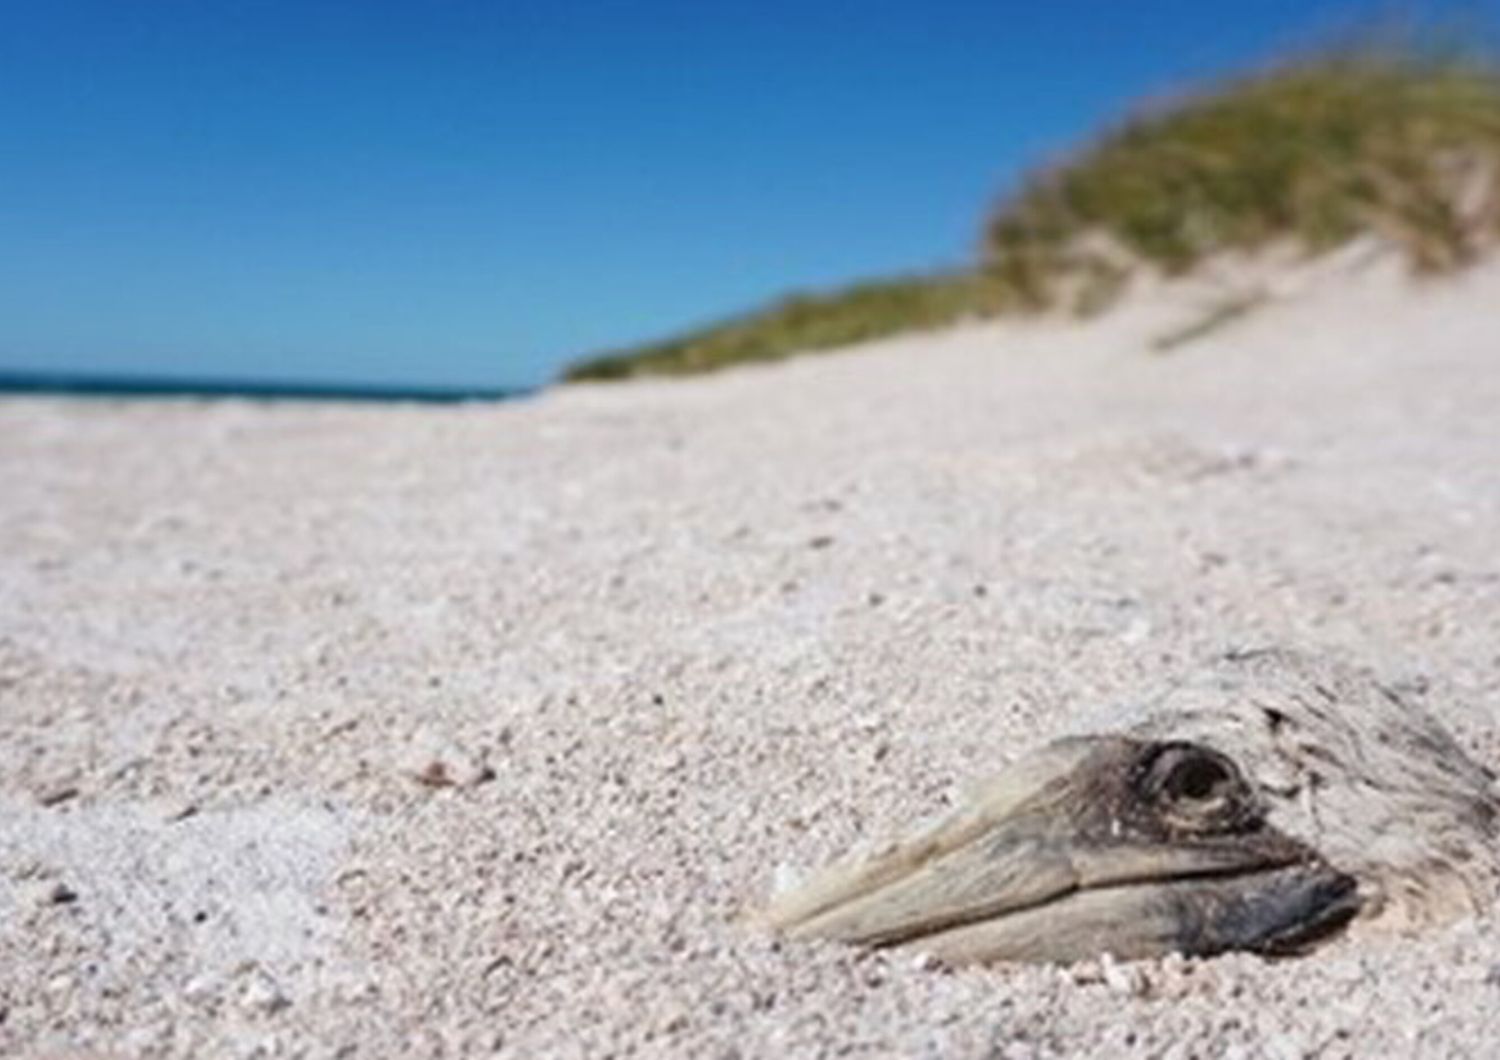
[[760, 736, 1361, 965]]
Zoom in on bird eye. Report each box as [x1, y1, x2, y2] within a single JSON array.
[[1138, 742, 1259, 832], [1164, 754, 1233, 802]]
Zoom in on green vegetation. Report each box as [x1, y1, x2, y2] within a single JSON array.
[[565, 41, 1500, 382], [986, 42, 1500, 307], [564, 272, 996, 381]]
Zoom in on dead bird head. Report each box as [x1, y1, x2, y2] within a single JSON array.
[[761, 649, 1498, 965]]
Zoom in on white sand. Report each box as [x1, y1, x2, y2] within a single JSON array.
[[2, 251, 1499, 1057]]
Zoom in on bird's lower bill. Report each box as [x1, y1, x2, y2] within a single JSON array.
[[870, 862, 1359, 965]]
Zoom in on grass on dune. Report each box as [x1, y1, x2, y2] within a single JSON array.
[[987, 42, 1500, 309], [563, 272, 995, 381], [564, 41, 1500, 382]]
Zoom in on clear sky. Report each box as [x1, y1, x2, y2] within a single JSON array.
[[2, 1, 1493, 388]]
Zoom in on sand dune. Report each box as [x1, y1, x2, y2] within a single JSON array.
[[3, 252, 1499, 1056]]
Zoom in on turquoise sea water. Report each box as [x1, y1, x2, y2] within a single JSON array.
[[0, 370, 530, 404]]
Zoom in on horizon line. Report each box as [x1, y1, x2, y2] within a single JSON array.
[[0, 368, 535, 405]]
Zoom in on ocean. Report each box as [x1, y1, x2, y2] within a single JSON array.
[[0, 369, 531, 404]]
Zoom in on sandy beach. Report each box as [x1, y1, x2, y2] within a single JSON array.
[[3, 253, 1499, 1057]]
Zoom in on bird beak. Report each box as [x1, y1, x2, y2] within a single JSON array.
[[760, 737, 1360, 964]]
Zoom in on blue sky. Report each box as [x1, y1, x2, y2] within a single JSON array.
[[1, 1, 1493, 387]]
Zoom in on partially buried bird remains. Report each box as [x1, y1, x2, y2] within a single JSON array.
[[761, 648, 1499, 965]]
